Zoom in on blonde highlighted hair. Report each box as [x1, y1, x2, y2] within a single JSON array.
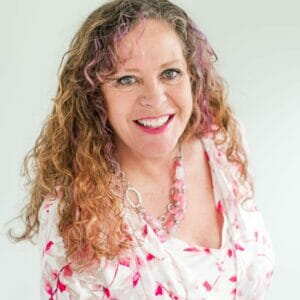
[[9, 0, 253, 269]]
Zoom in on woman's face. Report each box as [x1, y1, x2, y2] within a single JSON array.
[[101, 19, 193, 158]]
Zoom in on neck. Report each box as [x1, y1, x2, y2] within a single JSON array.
[[115, 142, 181, 182]]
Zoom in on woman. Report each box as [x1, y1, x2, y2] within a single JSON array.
[[11, 0, 275, 298]]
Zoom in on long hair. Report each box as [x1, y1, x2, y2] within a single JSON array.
[[9, 0, 253, 269]]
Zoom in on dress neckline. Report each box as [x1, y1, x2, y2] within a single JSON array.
[[165, 214, 228, 253], [139, 137, 228, 252]]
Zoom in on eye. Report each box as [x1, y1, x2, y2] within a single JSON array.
[[116, 75, 136, 86], [161, 68, 181, 80]]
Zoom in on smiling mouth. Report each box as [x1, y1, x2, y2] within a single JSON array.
[[134, 114, 174, 128]]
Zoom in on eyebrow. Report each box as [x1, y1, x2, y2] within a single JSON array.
[[118, 59, 183, 73]]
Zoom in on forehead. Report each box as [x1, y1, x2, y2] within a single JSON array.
[[114, 19, 186, 68]]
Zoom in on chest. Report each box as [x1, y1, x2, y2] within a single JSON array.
[[172, 176, 224, 249], [139, 154, 224, 249]]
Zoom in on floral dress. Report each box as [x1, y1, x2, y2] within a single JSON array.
[[38, 136, 275, 299]]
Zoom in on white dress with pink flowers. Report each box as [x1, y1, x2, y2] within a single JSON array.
[[38, 136, 275, 299]]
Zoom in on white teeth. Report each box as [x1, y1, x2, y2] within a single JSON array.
[[136, 115, 170, 128]]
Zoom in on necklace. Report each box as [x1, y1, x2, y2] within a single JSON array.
[[125, 144, 186, 241]]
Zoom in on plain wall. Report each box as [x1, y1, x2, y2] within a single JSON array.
[[1, 0, 299, 299]]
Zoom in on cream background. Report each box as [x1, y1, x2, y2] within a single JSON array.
[[1, 0, 299, 299]]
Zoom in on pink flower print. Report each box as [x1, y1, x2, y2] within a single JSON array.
[[232, 215, 240, 229], [216, 200, 223, 214], [135, 255, 143, 267], [254, 231, 259, 242], [204, 248, 211, 255], [183, 246, 200, 252], [51, 271, 59, 280], [231, 288, 237, 295], [62, 264, 73, 277], [44, 202, 53, 213], [57, 279, 67, 292], [168, 291, 179, 300], [229, 275, 237, 282], [234, 243, 245, 251], [155, 284, 163, 296], [103, 287, 111, 298], [142, 224, 148, 237], [156, 283, 178, 299], [45, 241, 54, 253], [44, 281, 53, 296], [203, 280, 213, 291], [232, 180, 238, 198], [90, 284, 102, 292], [146, 253, 155, 261], [216, 262, 224, 272], [266, 271, 273, 280], [119, 257, 130, 267], [132, 271, 141, 287], [227, 249, 233, 258]]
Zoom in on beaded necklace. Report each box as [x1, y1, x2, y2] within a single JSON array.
[[125, 144, 186, 241]]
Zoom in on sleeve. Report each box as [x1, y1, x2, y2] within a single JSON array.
[[38, 196, 109, 300]]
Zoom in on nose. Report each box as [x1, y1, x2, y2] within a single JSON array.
[[139, 79, 167, 108]]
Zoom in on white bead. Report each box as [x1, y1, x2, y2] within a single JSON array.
[[175, 166, 184, 179], [125, 187, 142, 209]]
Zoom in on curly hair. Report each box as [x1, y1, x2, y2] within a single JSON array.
[[9, 0, 254, 269]]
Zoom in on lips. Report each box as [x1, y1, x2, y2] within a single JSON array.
[[134, 114, 174, 128], [133, 114, 175, 135]]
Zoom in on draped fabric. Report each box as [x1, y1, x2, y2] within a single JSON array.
[[38, 136, 275, 299]]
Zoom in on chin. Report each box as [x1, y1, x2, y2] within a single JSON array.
[[137, 138, 180, 158]]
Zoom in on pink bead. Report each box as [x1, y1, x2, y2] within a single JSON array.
[[165, 219, 174, 230], [174, 159, 182, 167], [180, 198, 187, 210], [173, 193, 183, 201], [175, 210, 184, 220], [169, 205, 179, 214], [174, 179, 184, 189]]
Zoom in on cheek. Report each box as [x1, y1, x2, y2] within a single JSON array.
[[173, 81, 193, 112], [104, 92, 124, 119], [107, 107, 123, 126], [106, 93, 138, 125], [106, 100, 131, 129], [103, 100, 122, 130]]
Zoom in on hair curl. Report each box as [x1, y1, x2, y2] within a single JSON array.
[[8, 0, 254, 269]]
